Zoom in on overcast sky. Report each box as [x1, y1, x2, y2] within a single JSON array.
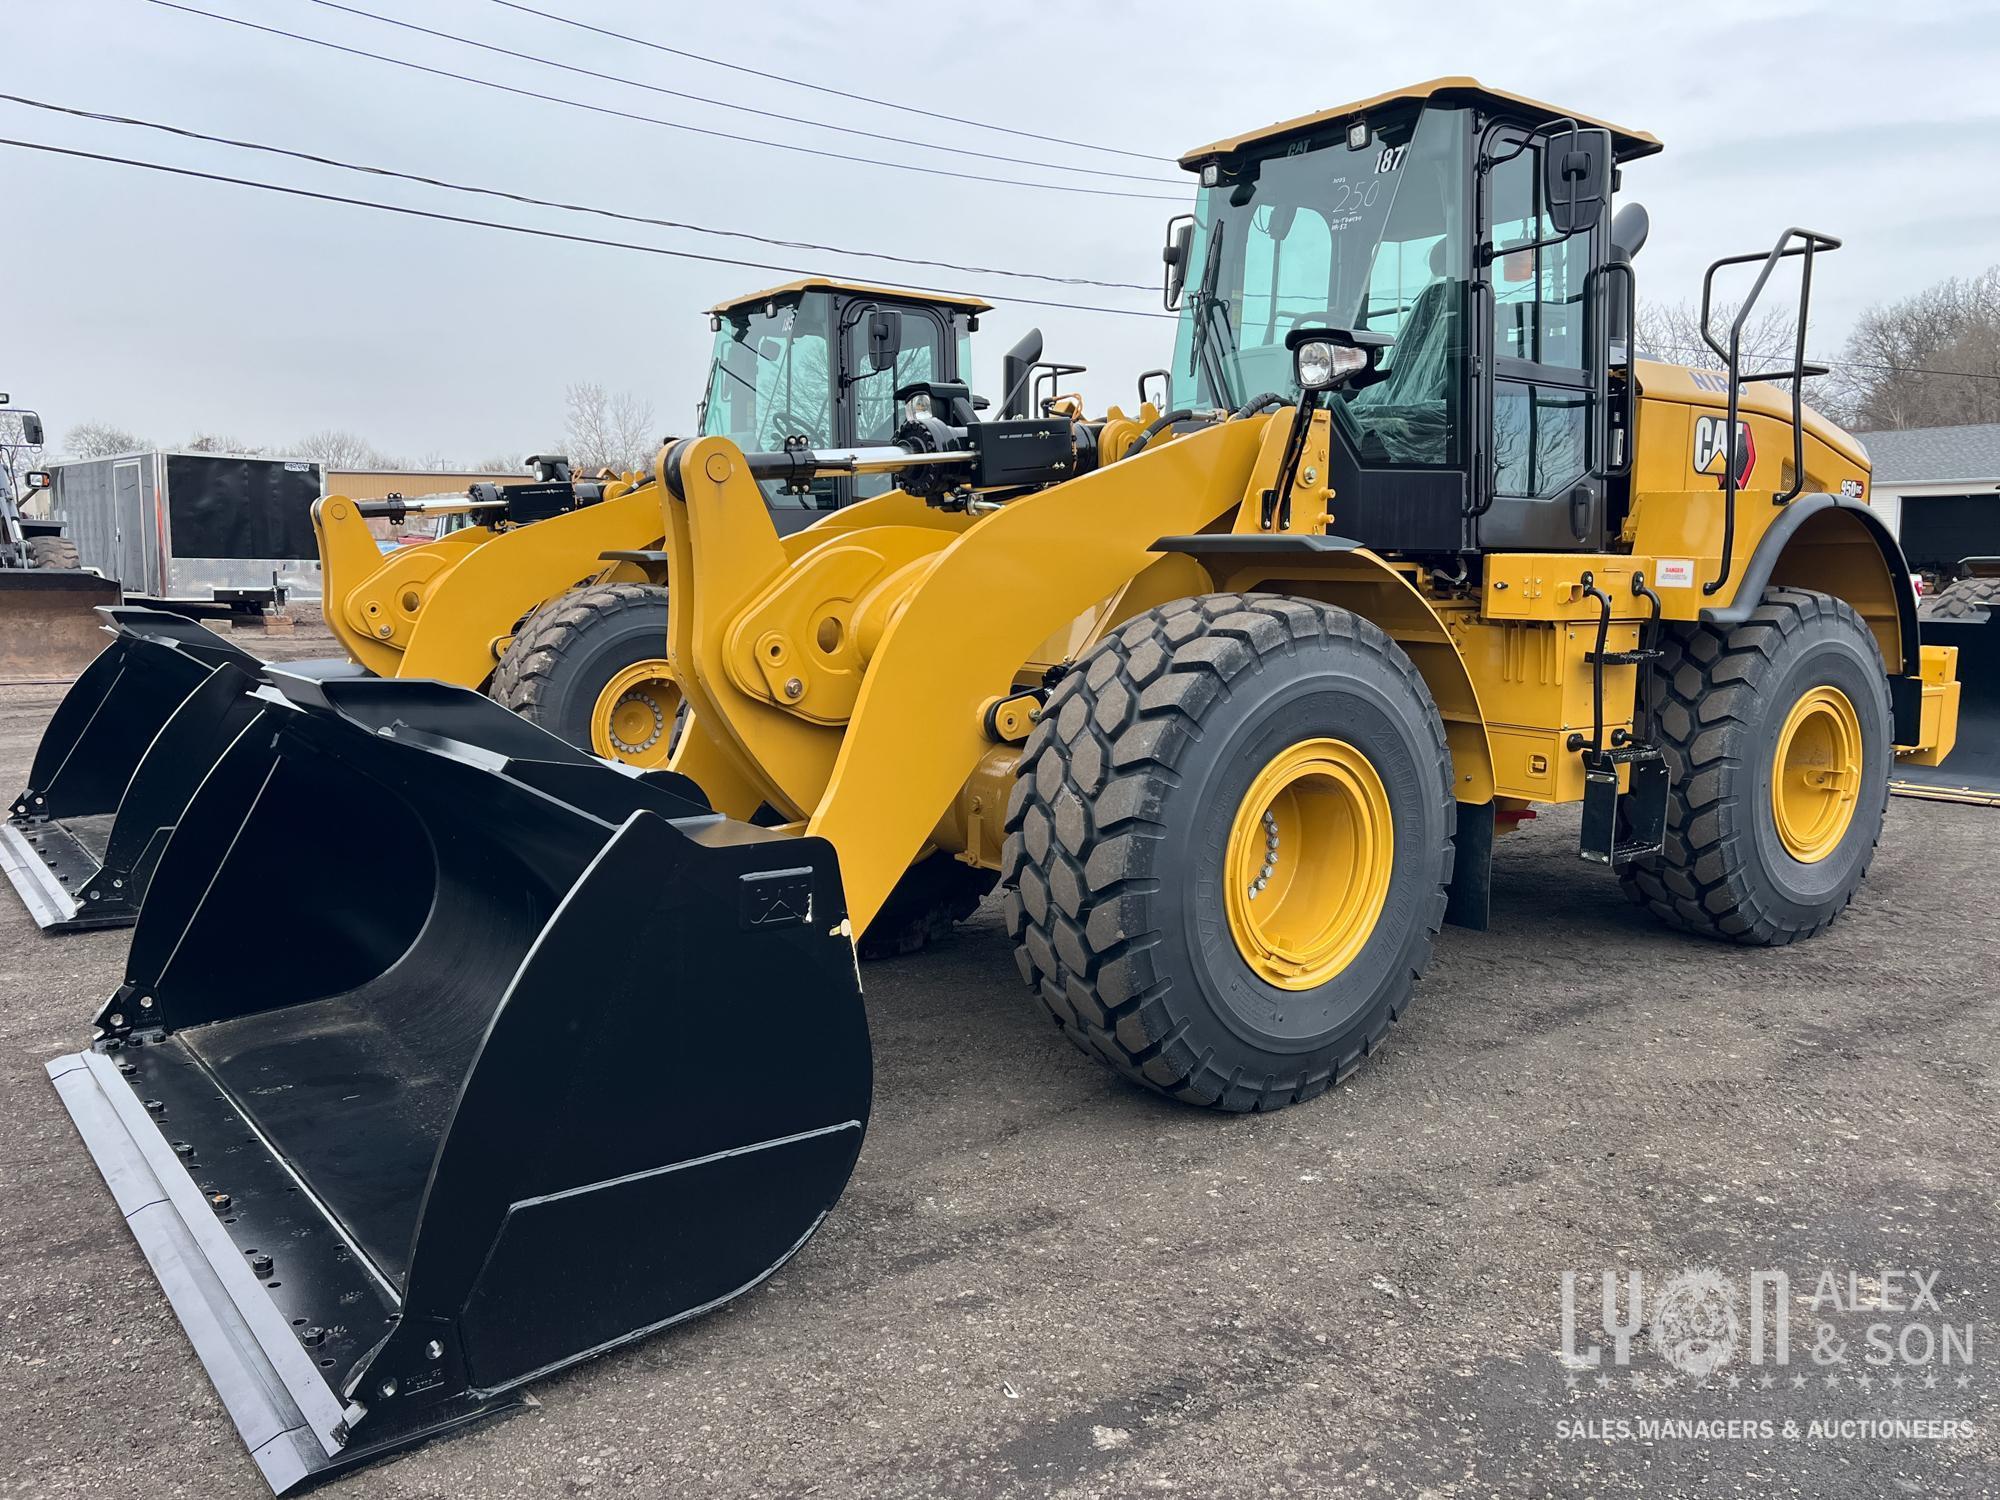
[[9, 0, 2000, 463]]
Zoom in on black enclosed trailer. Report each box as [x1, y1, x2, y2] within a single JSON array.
[[45, 450, 324, 612]]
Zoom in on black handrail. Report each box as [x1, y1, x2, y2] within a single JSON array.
[[1697, 227, 1841, 597]]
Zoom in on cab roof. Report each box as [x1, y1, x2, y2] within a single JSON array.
[[708, 278, 991, 317], [1178, 77, 1663, 167]]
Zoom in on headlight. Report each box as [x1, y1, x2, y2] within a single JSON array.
[[1295, 339, 1369, 391], [904, 391, 933, 421]]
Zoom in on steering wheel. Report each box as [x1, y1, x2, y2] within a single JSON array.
[[1279, 309, 1347, 335], [758, 410, 817, 449]]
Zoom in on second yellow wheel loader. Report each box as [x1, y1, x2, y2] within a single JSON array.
[[47, 79, 1962, 1489], [0, 280, 1030, 933], [325, 279, 1009, 762]]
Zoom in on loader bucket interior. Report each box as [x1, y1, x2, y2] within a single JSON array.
[[0, 568, 123, 683], [0, 608, 265, 930], [49, 669, 870, 1492], [1893, 612, 2000, 804]]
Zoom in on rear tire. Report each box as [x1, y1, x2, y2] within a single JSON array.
[[1002, 593, 1454, 1112], [1620, 587, 1890, 944], [26, 535, 79, 570], [1919, 576, 2000, 620], [489, 583, 678, 764]]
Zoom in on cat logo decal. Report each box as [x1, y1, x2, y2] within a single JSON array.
[[1693, 415, 1756, 488]]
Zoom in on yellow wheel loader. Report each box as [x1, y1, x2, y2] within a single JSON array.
[[1, 280, 1028, 933], [47, 80, 1962, 1489], [325, 279, 1008, 761]]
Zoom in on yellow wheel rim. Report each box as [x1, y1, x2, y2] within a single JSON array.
[[590, 660, 683, 768], [1224, 737, 1395, 990], [1770, 684, 1862, 863]]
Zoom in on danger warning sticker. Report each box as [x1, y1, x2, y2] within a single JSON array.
[[1655, 558, 1696, 589]]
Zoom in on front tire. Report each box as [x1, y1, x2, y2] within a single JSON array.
[[26, 535, 79, 570], [489, 583, 681, 765], [1001, 594, 1454, 1112], [1620, 586, 1890, 944]]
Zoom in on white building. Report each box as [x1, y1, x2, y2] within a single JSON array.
[[1858, 423, 2000, 579]]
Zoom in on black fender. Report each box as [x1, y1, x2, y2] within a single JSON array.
[[1700, 493, 1920, 677]]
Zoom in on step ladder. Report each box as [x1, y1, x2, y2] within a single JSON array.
[[1572, 571, 1669, 867]]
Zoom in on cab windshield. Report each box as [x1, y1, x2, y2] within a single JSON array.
[[699, 292, 836, 452], [1169, 104, 1470, 465]]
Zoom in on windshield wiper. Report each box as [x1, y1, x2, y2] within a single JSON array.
[[1188, 222, 1240, 409], [715, 359, 760, 399]]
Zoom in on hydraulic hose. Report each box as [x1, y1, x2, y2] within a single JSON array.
[[1231, 392, 1288, 419], [1125, 408, 1196, 457]]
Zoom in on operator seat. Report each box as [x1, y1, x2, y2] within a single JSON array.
[[1346, 240, 1458, 462]]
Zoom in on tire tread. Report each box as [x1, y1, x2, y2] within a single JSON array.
[[1001, 593, 1453, 1112], [1618, 586, 1889, 945], [489, 581, 668, 723]]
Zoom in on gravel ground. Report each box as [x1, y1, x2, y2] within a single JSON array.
[[0, 621, 1993, 1498]]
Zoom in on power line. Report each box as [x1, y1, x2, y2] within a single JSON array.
[[1645, 341, 2000, 387], [300, 0, 1178, 186], [18, 115, 1989, 389], [479, 0, 1170, 165], [0, 135, 1178, 319], [0, 94, 1154, 291], [144, 1, 1183, 202]]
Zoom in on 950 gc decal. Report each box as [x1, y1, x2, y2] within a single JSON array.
[[1693, 414, 1756, 487]]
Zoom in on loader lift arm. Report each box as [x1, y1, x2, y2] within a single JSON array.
[[664, 418, 1287, 934]]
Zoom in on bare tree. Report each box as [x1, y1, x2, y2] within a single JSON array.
[[562, 383, 657, 474], [1827, 267, 2000, 431], [1636, 299, 1845, 420], [63, 421, 149, 458], [184, 431, 260, 455], [470, 453, 528, 475], [293, 428, 400, 469]]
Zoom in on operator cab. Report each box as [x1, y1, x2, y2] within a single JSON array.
[[698, 279, 990, 520], [1166, 77, 1661, 557]]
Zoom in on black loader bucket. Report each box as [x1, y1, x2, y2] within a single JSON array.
[[0, 608, 264, 930], [47, 665, 869, 1493], [0, 567, 123, 682], [1893, 610, 2000, 805]]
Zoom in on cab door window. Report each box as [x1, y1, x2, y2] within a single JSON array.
[[1488, 142, 1595, 497]]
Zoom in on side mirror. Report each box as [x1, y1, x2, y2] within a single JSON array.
[[1543, 125, 1613, 236], [19, 413, 44, 447], [999, 327, 1044, 420], [23, 470, 51, 492], [756, 336, 783, 362], [867, 309, 902, 374], [1162, 214, 1195, 310]]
